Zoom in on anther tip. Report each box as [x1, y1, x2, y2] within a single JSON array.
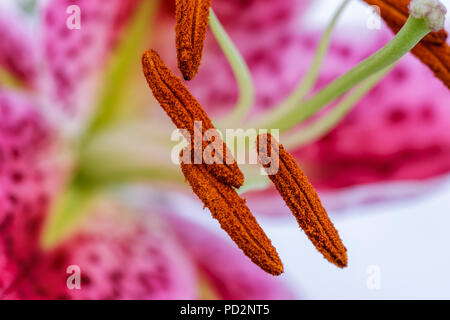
[[337, 258, 348, 269], [264, 259, 284, 276], [180, 64, 195, 80], [274, 264, 285, 276], [332, 251, 348, 269], [142, 49, 159, 67]]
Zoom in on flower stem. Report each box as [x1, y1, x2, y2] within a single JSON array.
[[209, 8, 255, 127], [251, 16, 431, 132]]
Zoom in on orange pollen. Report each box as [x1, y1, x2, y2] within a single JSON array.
[[142, 49, 244, 188], [175, 0, 212, 80], [256, 133, 348, 268], [180, 147, 284, 276]]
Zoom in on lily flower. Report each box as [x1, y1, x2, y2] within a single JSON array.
[[0, 0, 448, 299], [0, 0, 296, 299]]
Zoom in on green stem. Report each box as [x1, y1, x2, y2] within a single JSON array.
[[209, 8, 255, 127], [250, 16, 431, 132], [282, 64, 394, 149]]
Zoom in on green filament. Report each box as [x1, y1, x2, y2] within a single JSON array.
[[209, 8, 255, 127], [255, 0, 350, 125], [283, 65, 394, 149]]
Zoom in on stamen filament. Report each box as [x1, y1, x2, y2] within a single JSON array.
[[257, 0, 350, 124], [209, 9, 255, 127]]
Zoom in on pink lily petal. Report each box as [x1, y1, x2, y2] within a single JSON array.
[[3, 208, 197, 300], [42, 0, 139, 112], [167, 214, 294, 300], [0, 8, 37, 86], [158, 0, 310, 34], [211, 0, 310, 32], [0, 89, 54, 294]]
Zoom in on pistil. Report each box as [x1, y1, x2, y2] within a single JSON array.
[[363, 0, 450, 88]]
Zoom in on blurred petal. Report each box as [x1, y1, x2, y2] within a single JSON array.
[[0, 8, 37, 86], [159, 0, 310, 32], [168, 215, 294, 300], [0, 89, 54, 294], [4, 205, 197, 300], [41, 0, 140, 112], [211, 0, 310, 32], [0, 90, 196, 300]]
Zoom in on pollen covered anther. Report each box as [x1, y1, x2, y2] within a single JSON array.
[[256, 134, 348, 268], [142, 49, 244, 188], [180, 148, 284, 276], [175, 0, 211, 80]]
